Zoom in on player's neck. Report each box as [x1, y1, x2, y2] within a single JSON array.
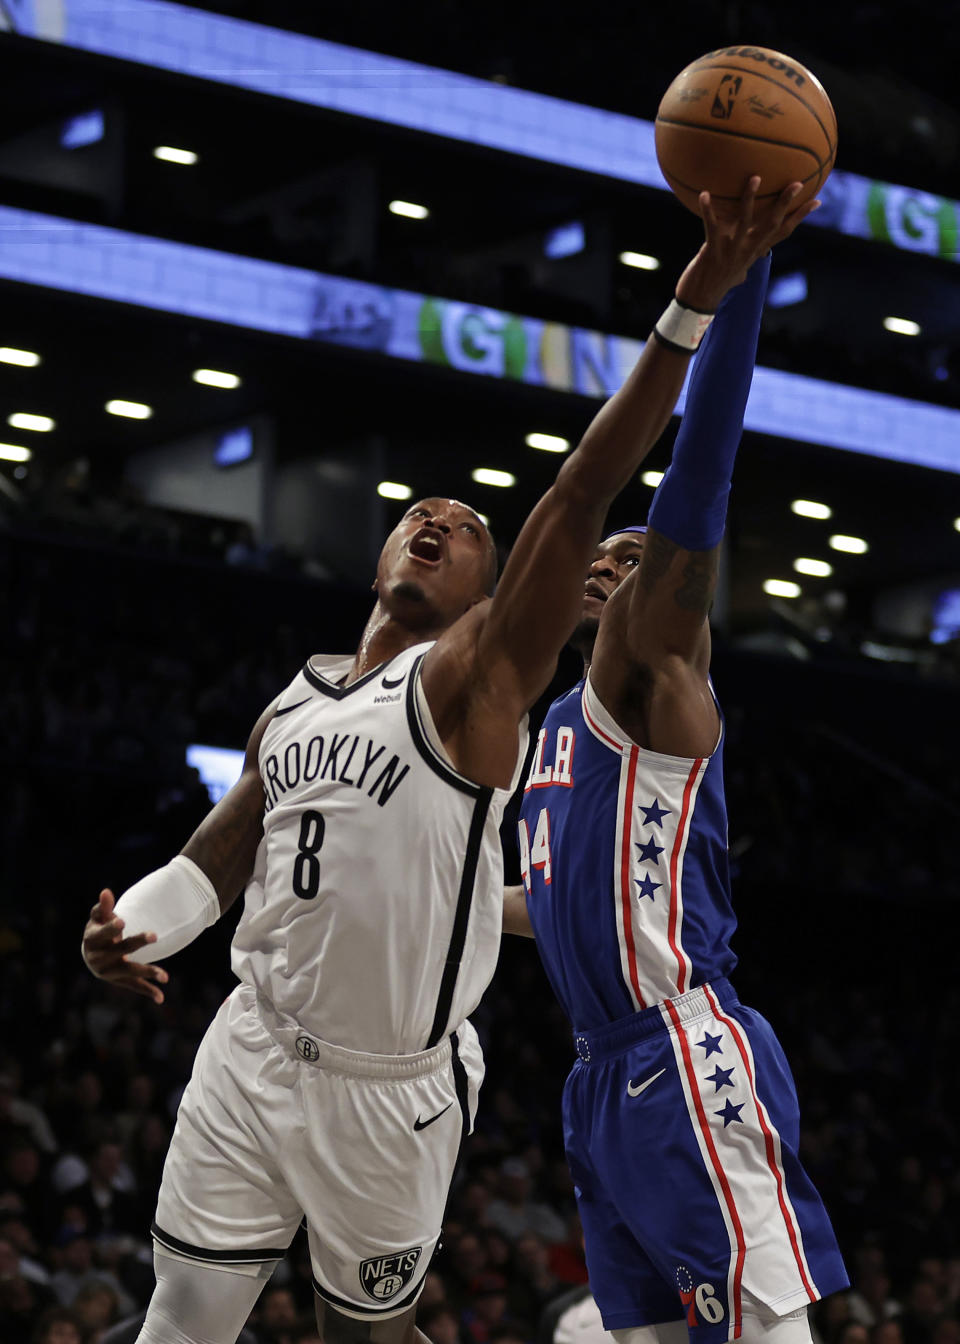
[[571, 629, 596, 675], [345, 601, 447, 686]]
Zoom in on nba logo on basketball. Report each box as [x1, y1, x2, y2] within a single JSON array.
[[359, 1247, 422, 1300]]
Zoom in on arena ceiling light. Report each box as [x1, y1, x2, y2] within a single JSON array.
[[377, 481, 413, 500], [0, 347, 41, 367], [883, 316, 921, 336], [471, 467, 515, 487], [0, 442, 31, 462], [192, 368, 242, 389], [8, 412, 53, 431], [763, 579, 801, 598], [389, 200, 429, 220], [828, 534, 869, 554], [954, 518, 960, 532], [105, 399, 153, 419], [641, 470, 664, 487], [791, 499, 832, 520], [829, 534, 869, 554], [153, 145, 199, 165], [619, 251, 660, 271], [525, 432, 569, 453], [793, 558, 833, 577]]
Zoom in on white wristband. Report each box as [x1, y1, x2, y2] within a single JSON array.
[[653, 299, 715, 354], [116, 854, 220, 963]]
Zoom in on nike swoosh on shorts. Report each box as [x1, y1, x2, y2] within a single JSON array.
[[414, 1103, 453, 1130], [626, 1067, 666, 1098]]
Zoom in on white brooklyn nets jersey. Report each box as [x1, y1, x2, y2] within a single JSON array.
[[232, 640, 527, 1056]]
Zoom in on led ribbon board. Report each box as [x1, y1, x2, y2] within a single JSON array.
[[0, 0, 957, 262], [0, 205, 957, 472]]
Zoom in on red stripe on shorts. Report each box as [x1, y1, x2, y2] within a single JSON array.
[[704, 986, 817, 1303], [665, 994, 745, 1338]]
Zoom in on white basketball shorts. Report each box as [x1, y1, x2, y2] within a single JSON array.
[[151, 982, 483, 1318]]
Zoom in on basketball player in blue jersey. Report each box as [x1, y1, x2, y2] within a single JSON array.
[[79, 178, 814, 1344], [504, 203, 847, 1344]]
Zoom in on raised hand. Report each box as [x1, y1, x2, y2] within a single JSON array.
[[81, 888, 168, 1004], [676, 175, 820, 312]]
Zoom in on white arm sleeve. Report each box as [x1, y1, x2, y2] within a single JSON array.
[[115, 854, 220, 963]]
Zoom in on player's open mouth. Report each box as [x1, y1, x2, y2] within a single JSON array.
[[408, 531, 445, 565], [584, 580, 608, 603]]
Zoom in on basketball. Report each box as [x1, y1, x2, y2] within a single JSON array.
[[655, 46, 837, 218]]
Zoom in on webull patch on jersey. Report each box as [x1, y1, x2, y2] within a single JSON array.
[[359, 1247, 422, 1301]]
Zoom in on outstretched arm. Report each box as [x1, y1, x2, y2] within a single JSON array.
[[472, 182, 813, 713], [591, 184, 817, 752], [80, 698, 276, 1002]]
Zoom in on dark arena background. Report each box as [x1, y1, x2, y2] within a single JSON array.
[[1, 2, 959, 1341]]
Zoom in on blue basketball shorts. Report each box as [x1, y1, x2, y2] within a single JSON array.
[[564, 979, 848, 1342]]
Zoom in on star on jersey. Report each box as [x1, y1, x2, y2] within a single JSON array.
[[635, 873, 661, 901], [635, 837, 665, 864], [696, 1031, 724, 1057], [716, 1099, 745, 1127], [639, 798, 671, 827], [706, 1065, 735, 1091]]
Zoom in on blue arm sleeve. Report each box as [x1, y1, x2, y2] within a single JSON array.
[[646, 252, 771, 551]]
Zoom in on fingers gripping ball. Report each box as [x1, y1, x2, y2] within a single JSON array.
[[655, 46, 837, 218]]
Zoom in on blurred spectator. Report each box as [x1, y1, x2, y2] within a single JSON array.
[[0, 1073, 57, 1155], [1, 1140, 54, 1241], [48, 1232, 96, 1306], [487, 1159, 566, 1245], [461, 1284, 524, 1344], [420, 1302, 465, 1344], [55, 1141, 139, 1241], [30, 1305, 85, 1344], [899, 1280, 944, 1344], [255, 1285, 300, 1344], [836, 1324, 871, 1344], [509, 1232, 562, 1320], [873, 1324, 906, 1344], [849, 1269, 902, 1327], [71, 1279, 119, 1338], [2, 527, 960, 1341]]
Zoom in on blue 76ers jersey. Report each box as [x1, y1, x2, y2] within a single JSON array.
[[519, 674, 736, 1030]]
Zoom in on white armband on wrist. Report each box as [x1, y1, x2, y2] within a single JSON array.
[[653, 298, 716, 354], [116, 855, 220, 964]]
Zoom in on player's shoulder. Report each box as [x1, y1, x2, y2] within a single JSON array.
[[423, 600, 491, 673]]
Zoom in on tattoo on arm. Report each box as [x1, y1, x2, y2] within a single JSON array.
[[674, 551, 717, 614], [640, 530, 679, 589], [182, 772, 264, 904], [640, 531, 715, 615]]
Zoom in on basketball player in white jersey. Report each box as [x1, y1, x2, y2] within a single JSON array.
[[81, 178, 814, 1344]]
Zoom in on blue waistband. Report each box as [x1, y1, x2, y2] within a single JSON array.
[[572, 978, 738, 1063]]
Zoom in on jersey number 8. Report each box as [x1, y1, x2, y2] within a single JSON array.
[[293, 809, 326, 900]]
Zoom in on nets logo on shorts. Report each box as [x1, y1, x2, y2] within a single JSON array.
[[359, 1247, 422, 1301]]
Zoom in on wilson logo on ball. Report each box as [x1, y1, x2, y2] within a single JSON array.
[[701, 47, 807, 87]]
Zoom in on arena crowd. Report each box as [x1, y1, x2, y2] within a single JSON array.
[[2, 522, 958, 1344]]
